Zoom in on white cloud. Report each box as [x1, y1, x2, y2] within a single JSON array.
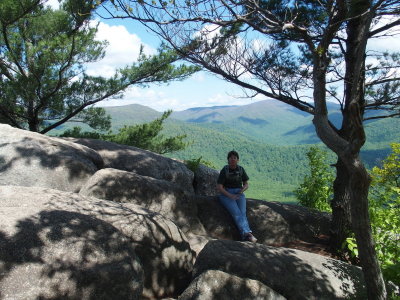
[[97, 80, 257, 112], [196, 92, 255, 108], [45, 0, 60, 10], [45, 2, 157, 79], [194, 23, 222, 40], [252, 39, 268, 52], [99, 86, 182, 111], [93, 18, 400, 112], [85, 22, 156, 77], [192, 72, 206, 82], [367, 15, 400, 51], [367, 35, 400, 53]]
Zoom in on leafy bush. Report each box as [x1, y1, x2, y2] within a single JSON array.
[[185, 156, 216, 172], [294, 146, 334, 212], [109, 110, 188, 154], [369, 143, 400, 286], [59, 126, 107, 139], [185, 157, 202, 172]]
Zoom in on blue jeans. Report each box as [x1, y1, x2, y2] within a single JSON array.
[[218, 188, 252, 239]]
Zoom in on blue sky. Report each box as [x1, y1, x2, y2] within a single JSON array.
[[47, 0, 258, 111], [47, 1, 400, 112], [88, 15, 257, 112]]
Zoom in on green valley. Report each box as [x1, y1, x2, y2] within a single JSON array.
[[52, 100, 400, 203]]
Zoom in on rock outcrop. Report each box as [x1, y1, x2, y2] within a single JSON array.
[[0, 124, 374, 299], [192, 240, 366, 300], [61, 137, 195, 194], [79, 168, 206, 235], [192, 164, 219, 196], [0, 125, 103, 192], [193, 195, 331, 244], [178, 269, 287, 300], [0, 186, 194, 299]]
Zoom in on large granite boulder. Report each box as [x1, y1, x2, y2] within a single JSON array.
[[194, 196, 331, 244], [194, 195, 241, 240], [79, 168, 206, 235], [61, 137, 195, 194], [247, 199, 331, 244], [192, 164, 219, 196], [0, 186, 195, 299], [0, 124, 103, 192], [178, 270, 286, 300], [0, 189, 143, 299], [193, 240, 367, 300]]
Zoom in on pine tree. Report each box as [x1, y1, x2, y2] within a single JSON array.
[[0, 0, 198, 133]]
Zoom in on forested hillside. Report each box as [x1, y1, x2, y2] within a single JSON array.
[[161, 120, 321, 201], [52, 100, 399, 202]]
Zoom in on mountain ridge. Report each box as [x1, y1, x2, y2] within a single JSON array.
[[102, 100, 397, 148]]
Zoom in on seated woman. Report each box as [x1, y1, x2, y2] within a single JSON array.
[[216, 150, 257, 243]]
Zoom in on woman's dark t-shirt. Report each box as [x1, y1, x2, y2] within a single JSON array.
[[217, 165, 249, 188]]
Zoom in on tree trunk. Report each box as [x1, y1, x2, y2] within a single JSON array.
[[330, 117, 353, 252], [28, 115, 39, 132], [329, 0, 367, 254], [342, 2, 386, 297], [330, 157, 352, 251], [345, 155, 386, 300]]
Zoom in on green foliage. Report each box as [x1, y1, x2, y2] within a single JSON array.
[[389, 293, 400, 300], [109, 110, 188, 154], [185, 157, 202, 172], [0, 0, 40, 25], [79, 107, 112, 132], [200, 158, 216, 169], [297, 142, 400, 285], [60, 110, 188, 155], [162, 120, 314, 202], [369, 143, 400, 286], [293, 146, 334, 212], [185, 156, 216, 172], [343, 235, 359, 258], [59, 126, 105, 139]]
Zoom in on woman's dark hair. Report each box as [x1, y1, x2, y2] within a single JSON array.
[[227, 150, 239, 160]]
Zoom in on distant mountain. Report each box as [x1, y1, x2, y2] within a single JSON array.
[[173, 100, 312, 125], [118, 101, 395, 147], [54, 100, 398, 147], [98, 100, 397, 149], [105, 104, 161, 128]]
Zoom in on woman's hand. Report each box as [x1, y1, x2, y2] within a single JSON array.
[[228, 192, 240, 200], [240, 182, 249, 194], [217, 184, 245, 200]]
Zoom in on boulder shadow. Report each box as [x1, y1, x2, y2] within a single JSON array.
[[0, 209, 142, 299]]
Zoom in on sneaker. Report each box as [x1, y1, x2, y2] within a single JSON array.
[[244, 233, 257, 243]]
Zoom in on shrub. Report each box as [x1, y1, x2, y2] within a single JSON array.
[[369, 143, 400, 286], [294, 146, 334, 212]]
